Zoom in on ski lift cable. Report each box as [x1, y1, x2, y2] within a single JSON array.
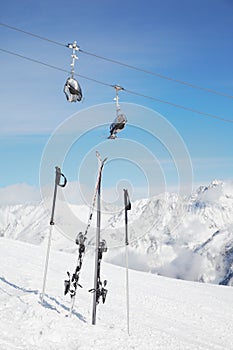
[[0, 47, 110, 87], [0, 21, 66, 47], [79, 49, 233, 100], [1, 47, 233, 124], [0, 21, 233, 100], [123, 87, 233, 124]]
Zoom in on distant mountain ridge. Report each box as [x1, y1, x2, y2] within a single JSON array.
[[1, 180, 233, 286]]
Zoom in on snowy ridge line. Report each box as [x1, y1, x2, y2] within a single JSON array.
[[1, 180, 233, 286]]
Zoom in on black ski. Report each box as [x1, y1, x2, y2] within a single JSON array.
[[64, 232, 85, 316], [64, 151, 107, 317], [90, 151, 108, 325]]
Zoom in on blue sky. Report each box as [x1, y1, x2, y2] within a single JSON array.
[[1, 0, 233, 204]]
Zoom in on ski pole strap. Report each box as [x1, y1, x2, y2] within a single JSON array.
[[55, 166, 67, 187], [59, 173, 67, 187]]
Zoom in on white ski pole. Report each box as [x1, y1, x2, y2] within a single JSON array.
[[124, 189, 131, 335], [41, 166, 67, 304]]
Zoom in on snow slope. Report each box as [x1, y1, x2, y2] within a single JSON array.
[[0, 238, 233, 349]]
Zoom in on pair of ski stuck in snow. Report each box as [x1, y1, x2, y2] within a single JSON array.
[[64, 233, 108, 318], [64, 152, 108, 323], [64, 41, 127, 139]]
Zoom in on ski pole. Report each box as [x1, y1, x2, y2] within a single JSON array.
[[41, 166, 67, 304], [124, 189, 131, 335]]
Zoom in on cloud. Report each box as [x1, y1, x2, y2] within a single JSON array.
[[158, 248, 208, 282], [0, 181, 150, 207], [0, 183, 40, 206], [193, 157, 233, 170], [105, 246, 150, 272], [0, 179, 197, 208]]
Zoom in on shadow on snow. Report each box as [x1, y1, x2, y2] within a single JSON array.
[[0, 276, 86, 323]]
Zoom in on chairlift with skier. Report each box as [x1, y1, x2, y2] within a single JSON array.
[[64, 41, 83, 102], [108, 85, 127, 139]]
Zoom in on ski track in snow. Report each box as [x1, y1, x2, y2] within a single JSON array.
[[0, 238, 233, 349]]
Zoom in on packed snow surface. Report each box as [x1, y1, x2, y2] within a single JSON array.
[[0, 238, 233, 349]]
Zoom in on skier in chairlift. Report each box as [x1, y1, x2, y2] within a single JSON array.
[[64, 77, 82, 102], [108, 112, 127, 139]]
